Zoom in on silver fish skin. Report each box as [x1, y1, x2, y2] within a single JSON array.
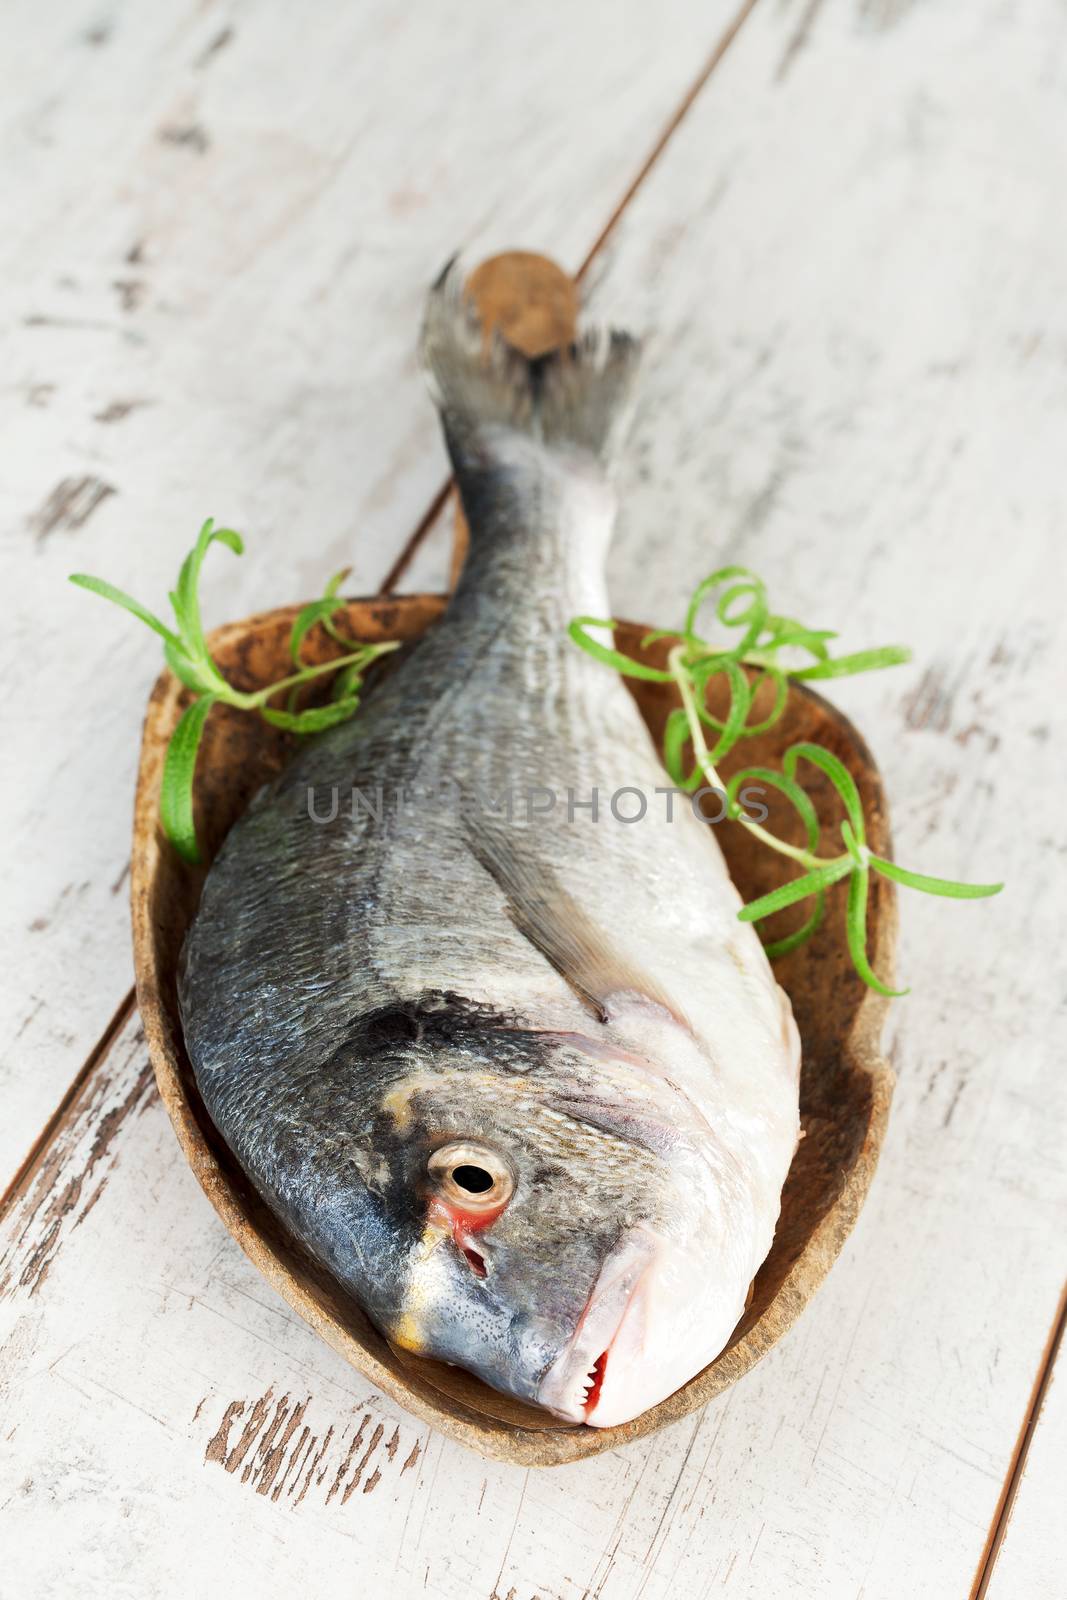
[[180, 265, 801, 1426]]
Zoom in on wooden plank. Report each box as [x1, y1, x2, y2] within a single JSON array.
[[576, 0, 1067, 1592], [3, 1, 1065, 1594], [0, 0, 751, 1186]]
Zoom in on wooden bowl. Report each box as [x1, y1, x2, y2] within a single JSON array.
[[131, 597, 896, 1466]]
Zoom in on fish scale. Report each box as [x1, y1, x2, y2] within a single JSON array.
[[180, 265, 801, 1426]]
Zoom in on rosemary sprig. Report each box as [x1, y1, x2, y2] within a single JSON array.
[[71, 519, 397, 863], [569, 566, 1002, 994], [71, 532, 1000, 989]]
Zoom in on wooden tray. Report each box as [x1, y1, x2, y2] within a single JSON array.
[[131, 596, 896, 1466]]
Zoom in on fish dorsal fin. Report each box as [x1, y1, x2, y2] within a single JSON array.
[[464, 825, 687, 1028]]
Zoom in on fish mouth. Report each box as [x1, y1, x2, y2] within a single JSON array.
[[536, 1226, 660, 1425]]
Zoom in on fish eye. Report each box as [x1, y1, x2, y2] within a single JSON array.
[[428, 1141, 514, 1210]]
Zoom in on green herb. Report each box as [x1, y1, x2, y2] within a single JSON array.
[[71, 519, 398, 863], [570, 566, 1001, 994]]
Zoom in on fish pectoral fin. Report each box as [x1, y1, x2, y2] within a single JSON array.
[[463, 824, 687, 1028], [546, 1093, 681, 1155]]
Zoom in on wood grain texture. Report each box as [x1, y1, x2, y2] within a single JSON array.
[[2, 0, 1065, 1592], [0, 0, 749, 1187]]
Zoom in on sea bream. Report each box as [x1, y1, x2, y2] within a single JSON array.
[[180, 265, 801, 1427]]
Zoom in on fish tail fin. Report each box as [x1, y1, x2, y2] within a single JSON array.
[[420, 257, 641, 472], [539, 326, 642, 465]]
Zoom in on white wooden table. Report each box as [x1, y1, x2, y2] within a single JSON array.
[[2, 2, 1064, 1595]]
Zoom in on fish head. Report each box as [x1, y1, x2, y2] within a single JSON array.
[[322, 1003, 762, 1429]]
